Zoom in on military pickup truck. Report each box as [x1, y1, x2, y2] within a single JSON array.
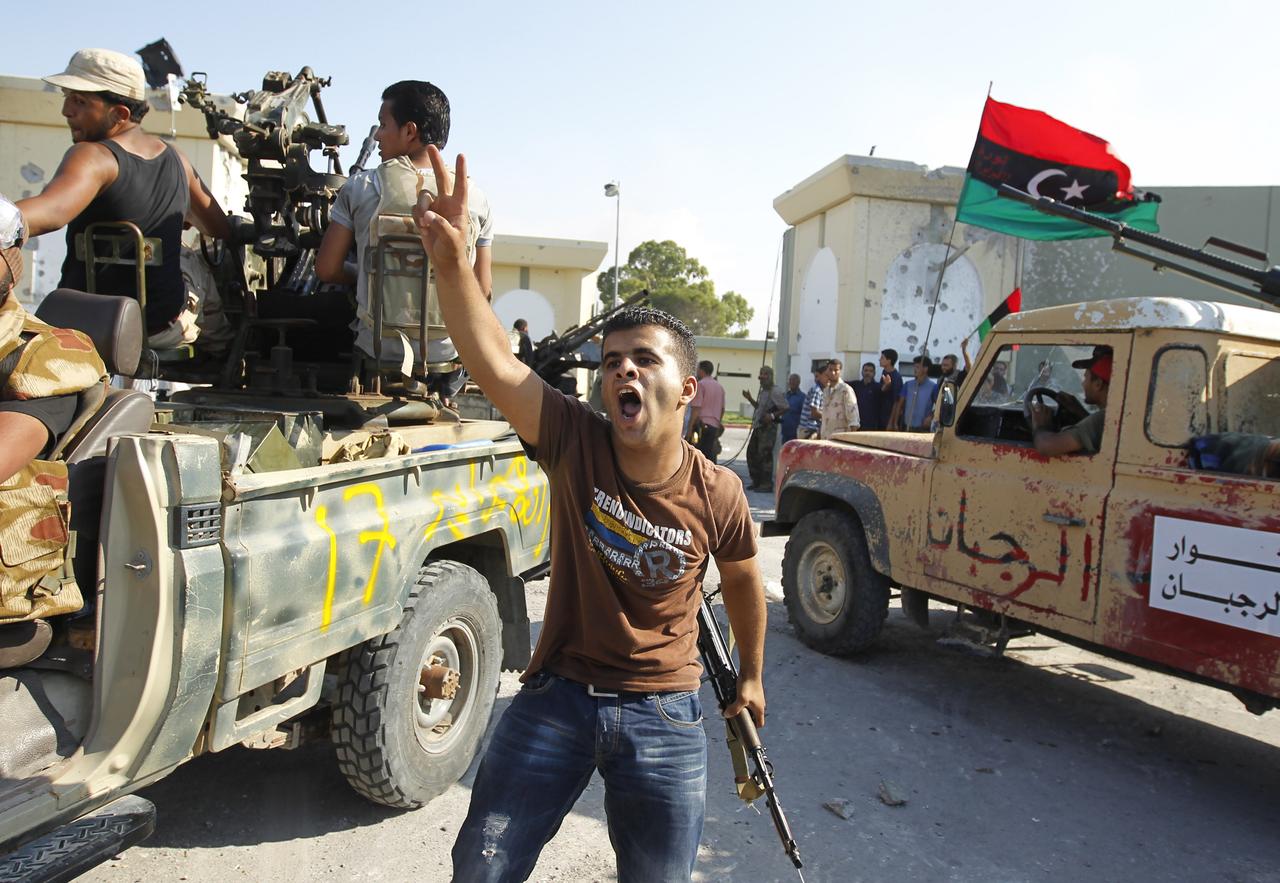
[[0, 291, 549, 881], [0, 61, 558, 875], [767, 297, 1279, 715]]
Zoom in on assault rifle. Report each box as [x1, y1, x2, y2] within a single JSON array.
[[996, 184, 1280, 309], [529, 290, 649, 393], [697, 596, 805, 880]]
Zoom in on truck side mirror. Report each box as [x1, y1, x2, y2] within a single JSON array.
[[938, 381, 958, 427]]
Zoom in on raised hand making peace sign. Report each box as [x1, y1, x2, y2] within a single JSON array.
[[413, 144, 470, 270]]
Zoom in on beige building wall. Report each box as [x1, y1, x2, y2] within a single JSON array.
[[489, 234, 608, 343], [774, 155, 1020, 377], [0, 74, 249, 307], [695, 335, 776, 418], [490, 234, 606, 398], [774, 157, 1279, 387]]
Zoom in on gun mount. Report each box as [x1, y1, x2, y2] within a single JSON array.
[[997, 184, 1280, 309], [161, 67, 452, 427], [181, 68, 347, 260]]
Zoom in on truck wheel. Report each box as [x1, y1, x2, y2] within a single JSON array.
[[331, 560, 502, 809], [782, 509, 889, 655]]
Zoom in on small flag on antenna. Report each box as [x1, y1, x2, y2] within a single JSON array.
[[977, 288, 1022, 341]]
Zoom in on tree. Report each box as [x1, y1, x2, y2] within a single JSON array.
[[597, 240, 754, 337]]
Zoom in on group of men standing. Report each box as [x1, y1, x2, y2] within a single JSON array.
[[735, 346, 973, 492], [796, 348, 970, 438]]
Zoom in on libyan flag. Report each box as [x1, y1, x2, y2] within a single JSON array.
[[977, 288, 1021, 340], [956, 97, 1160, 240]]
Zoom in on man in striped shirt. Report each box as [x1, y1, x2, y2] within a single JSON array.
[[798, 362, 826, 440]]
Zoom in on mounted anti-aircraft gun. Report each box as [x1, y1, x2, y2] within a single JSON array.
[[997, 184, 1280, 308], [528, 290, 649, 394], [181, 68, 347, 267], [167, 69, 460, 426]]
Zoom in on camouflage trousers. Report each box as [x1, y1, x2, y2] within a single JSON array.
[[746, 424, 777, 488], [0, 460, 81, 623]]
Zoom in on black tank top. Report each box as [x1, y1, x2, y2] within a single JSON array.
[[60, 140, 189, 334]]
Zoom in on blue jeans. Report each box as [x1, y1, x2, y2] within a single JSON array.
[[452, 672, 707, 882]]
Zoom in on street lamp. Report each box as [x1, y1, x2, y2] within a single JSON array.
[[604, 181, 620, 309]]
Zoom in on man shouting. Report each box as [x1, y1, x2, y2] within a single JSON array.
[[415, 147, 767, 883]]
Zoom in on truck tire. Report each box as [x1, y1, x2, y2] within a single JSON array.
[[331, 560, 502, 809], [782, 509, 890, 655]]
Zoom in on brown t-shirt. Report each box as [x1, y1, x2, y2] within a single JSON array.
[[522, 383, 757, 691]]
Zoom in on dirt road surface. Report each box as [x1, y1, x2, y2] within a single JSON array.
[[84, 427, 1280, 883]]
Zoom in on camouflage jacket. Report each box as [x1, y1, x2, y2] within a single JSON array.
[[0, 291, 108, 623]]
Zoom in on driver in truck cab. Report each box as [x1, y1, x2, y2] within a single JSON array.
[[1029, 347, 1111, 456], [0, 238, 107, 669], [15, 49, 233, 351]]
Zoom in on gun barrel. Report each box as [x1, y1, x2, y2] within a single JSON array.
[[996, 185, 1280, 306], [557, 289, 649, 349], [731, 709, 802, 868]]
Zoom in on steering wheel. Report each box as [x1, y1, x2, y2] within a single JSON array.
[[1023, 385, 1062, 430]]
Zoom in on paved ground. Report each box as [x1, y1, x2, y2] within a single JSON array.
[[85, 426, 1280, 883]]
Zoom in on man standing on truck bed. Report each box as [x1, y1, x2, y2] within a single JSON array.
[[1030, 347, 1111, 456], [316, 79, 493, 402], [16, 48, 232, 349], [414, 147, 767, 883]]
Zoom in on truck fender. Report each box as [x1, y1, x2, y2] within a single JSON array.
[[416, 532, 533, 671], [773, 470, 892, 574]]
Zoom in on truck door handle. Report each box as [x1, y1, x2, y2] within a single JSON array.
[[1042, 512, 1085, 527]]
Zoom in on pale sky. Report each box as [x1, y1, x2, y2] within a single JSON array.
[[6, 0, 1277, 335]]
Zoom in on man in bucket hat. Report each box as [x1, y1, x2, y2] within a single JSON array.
[[1030, 346, 1113, 456], [16, 48, 233, 350]]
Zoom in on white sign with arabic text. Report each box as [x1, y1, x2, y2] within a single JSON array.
[[1151, 516, 1280, 637]]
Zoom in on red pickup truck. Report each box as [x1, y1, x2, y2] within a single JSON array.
[[765, 297, 1279, 713]]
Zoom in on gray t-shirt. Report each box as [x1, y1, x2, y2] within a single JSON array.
[[330, 166, 492, 364], [1065, 408, 1105, 454]]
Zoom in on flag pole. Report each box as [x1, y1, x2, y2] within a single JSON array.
[[920, 213, 959, 363], [923, 86, 993, 361]]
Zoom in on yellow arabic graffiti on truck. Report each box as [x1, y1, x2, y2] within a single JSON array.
[[316, 455, 550, 631]]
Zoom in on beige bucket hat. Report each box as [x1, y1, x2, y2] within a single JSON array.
[[43, 48, 146, 101]]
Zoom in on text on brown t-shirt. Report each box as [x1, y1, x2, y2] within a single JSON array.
[[521, 383, 757, 691]]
